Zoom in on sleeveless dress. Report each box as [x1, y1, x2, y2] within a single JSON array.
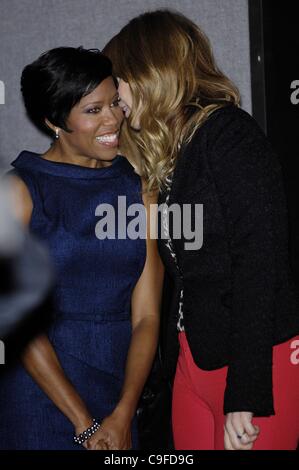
[[0, 151, 146, 450]]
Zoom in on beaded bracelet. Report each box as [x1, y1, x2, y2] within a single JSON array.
[[73, 419, 101, 445]]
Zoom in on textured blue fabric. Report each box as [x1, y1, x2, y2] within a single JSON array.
[[0, 151, 146, 449]]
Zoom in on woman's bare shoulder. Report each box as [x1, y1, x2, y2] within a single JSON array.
[[6, 173, 33, 226]]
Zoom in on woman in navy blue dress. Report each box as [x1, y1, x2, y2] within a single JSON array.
[[0, 47, 163, 450]]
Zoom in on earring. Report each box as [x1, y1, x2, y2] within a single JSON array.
[[55, 128, 59, 140]]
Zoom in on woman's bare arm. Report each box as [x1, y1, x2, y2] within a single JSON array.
[[88, 181, 164, 450], [9, 175, 93, 436], [114, 186, 163, 420]]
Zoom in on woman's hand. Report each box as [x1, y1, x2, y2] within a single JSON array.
[[224, 412, 260, 450], [86, 409, 132, 450]]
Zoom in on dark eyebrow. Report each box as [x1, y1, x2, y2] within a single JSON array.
[[80, 92, 119, 109]]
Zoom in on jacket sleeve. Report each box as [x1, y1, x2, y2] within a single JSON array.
[[208, 107, 289, 416]]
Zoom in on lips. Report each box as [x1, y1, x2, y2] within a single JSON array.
[[95, 131, 119, 147]]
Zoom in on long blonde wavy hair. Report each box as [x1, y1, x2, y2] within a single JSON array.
[[103, 9, 240, 192]]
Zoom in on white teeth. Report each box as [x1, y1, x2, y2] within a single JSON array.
[[96, 133, 118, 143]]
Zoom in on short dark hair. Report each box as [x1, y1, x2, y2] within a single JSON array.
[[21, 46, 113, 136]]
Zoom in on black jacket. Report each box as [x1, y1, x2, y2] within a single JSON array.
[[158, 105, 299, 416]]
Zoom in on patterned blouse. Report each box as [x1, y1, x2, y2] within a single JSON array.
[[162, 173, 185, 332]]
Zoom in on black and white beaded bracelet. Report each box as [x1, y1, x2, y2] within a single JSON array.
[[73, 419, 101, 445]]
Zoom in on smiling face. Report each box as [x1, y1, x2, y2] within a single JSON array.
[[54, 76, 124, 163], [117, 79, 142, 130], [117, 79, 133, 117]]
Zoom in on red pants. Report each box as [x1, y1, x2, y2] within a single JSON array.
[[172, 332, 299, 450]]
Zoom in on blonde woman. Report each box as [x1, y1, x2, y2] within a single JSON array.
[[104, 9, 299, 450]]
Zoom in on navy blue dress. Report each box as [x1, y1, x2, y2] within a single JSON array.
[[0, 152, 146, 449]]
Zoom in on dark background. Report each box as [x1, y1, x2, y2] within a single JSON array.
[[249, 0, 299, 290]]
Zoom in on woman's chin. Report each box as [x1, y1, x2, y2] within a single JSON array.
[[94, 147, 120, 162], [96, 152, 120, 165]]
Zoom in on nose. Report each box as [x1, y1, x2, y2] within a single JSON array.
[[119, 99, 128, 111], [101, 106, 123, 126]]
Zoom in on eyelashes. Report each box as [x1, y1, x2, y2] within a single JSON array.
[[111, 97, 121, 107], [85, 97, 121, 114], [86, 107, 101, 113]]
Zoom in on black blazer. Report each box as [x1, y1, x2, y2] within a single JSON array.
[[158, 105, 299, 416]]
